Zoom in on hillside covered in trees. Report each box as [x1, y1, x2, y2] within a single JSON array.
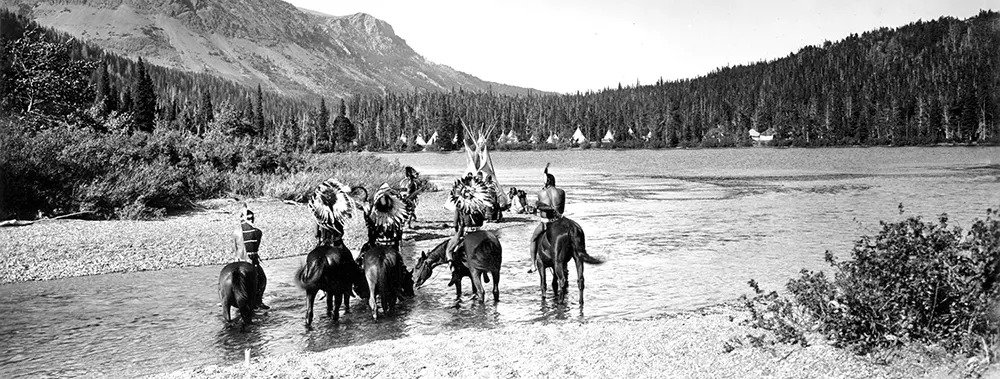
[[349, 10, 999, 149], [4, 9, 998, 154]]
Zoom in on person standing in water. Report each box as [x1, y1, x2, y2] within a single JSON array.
[[528, 163, 565, 273], [232, 204, 269, 309]]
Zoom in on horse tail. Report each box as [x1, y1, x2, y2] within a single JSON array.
[[295, 249, 326, 291], [568, 219, 603, 265], [231, 267, 255, 323]]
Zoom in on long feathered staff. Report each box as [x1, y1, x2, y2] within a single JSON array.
[[450, 175, 492, 215], [310, 178, 355, 232], [370, 183, 408, 230]]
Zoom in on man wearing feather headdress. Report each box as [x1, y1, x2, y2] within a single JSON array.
[[231, 204, 269, 309], [364, 184, 408, 250], [445, 175, 492, 262], [528, 163, 565, 273], [310, 179, 356, 247]]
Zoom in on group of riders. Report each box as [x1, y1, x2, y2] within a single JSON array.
[[221, 162, 574, 325]]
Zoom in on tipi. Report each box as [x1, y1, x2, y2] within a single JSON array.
[[571, 127, 587, 144]]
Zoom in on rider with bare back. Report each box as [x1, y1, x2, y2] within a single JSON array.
[[528, 163, 565, 273]]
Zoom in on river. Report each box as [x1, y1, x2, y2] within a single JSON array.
[[1, 147, 997, 377]]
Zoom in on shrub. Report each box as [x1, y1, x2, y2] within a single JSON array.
[[787, 208, 1000, 354]]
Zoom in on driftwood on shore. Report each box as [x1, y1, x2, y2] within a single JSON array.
[[51, 211, 97, 220], [0, 220, 35, 227]]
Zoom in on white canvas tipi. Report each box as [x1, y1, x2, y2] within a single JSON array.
[[601, 129, 615, 143], [571, 127, 588, 144]]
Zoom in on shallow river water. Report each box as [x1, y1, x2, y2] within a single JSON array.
[[1, 147, 997, 377]]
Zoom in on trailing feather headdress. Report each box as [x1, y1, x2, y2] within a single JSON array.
[[310, 179, 354, 231], [370, 183, 408, 230], [450, 175, 492, 215]]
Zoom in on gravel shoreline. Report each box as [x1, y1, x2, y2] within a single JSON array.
[[0, 190, 462, 284], [158, 305, 970, 379]]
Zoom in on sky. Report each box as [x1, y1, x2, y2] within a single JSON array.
[[285, 0, 993, 94]]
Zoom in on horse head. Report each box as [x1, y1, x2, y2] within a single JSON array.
[[413, 251, 433, 287]]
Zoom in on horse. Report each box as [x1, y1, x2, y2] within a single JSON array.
[[219, 261, 259, 328], [532, 216, 603, 304], [363, 244, 414, 320], [294, 237, 368, 326], [414, 231, 502, 303], [413, 240, 481, 300]]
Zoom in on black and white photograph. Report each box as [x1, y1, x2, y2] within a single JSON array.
[[1, 0, 999, 377]]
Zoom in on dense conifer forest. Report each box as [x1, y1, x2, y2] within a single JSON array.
[[3, 9, 997, 153]]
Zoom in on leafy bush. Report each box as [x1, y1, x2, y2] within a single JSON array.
[[740, 279, 810, 348], [787, 208, 1000, 354]]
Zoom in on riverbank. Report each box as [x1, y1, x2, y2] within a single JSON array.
[[159, 304, 981, 378], [0, 189, 459, 284]]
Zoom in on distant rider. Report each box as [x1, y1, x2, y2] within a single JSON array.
[[232, 205, 269, 309], [528, 164, 565, 273]]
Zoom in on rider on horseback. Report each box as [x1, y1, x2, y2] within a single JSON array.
[[232, 204, 269, 309], [445, 174, 491, 264], [528, 163, 565, 273]]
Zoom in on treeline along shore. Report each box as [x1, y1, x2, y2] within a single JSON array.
[[3, 9, 999, 221]]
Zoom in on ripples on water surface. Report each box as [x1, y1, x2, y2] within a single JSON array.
[[1, 147, 997, 377]]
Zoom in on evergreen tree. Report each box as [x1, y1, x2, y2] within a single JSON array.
[[93, 61, 117, 115], [198, 90, 213, 133], [332, 98, 356, 147], [318, 98, 330, 146], [254, 84, 264, 137], [131, 58, 156, 132]]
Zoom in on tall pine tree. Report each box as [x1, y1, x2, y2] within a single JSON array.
[[131, 58, 156, 132]]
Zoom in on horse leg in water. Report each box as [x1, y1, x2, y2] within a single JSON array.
[[575, 256, 586, 305], [491, 270, 501, 302], [325, 290, 334, 317], [332, 292, 342, 321], [367, 276, 379, 320], [304, 289, 317, 326], [538, 264, 548, 300], [342, 287, 352, 314], [221, 290, 233, 322], [551, 273, 560, 300], [470, 268, 486, 304]]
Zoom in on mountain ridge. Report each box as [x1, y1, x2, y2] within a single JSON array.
[[1, 0, 544, 99]]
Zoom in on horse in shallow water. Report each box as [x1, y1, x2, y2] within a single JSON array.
[[414, 231, 502, 303], [363, 244, 414, 320], [219, 261, 259, 327], [295, 239, 368, 326], [532, 216, 603, 304]]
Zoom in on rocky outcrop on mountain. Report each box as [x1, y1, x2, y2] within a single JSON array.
[[2, 0, 539, 98]]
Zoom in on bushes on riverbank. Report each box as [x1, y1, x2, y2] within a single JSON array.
[[741, 207, 1000, 362]]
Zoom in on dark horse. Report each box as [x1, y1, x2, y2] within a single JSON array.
[[363, 244, 415, 320], [219, 260, 259, 327], [294, 233, 368, 326], [533, 217, 603, 304], [414, 231, 502, 303]]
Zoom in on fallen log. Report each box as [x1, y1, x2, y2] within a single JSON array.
[[0, 219, 35, 227], [52, 211, 96, 220]]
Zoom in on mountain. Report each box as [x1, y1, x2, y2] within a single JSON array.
[[1, 0, 540, 99]]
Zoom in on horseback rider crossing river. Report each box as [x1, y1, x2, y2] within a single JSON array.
[[445, 174, 492, 263], [232, 205, 269, 309], [528, 163, 565, 273]]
